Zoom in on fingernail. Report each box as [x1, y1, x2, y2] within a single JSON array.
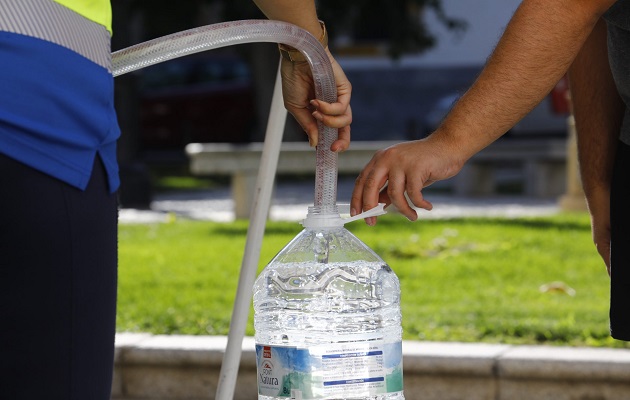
[[312, 111, 323, 121], [308, 136, 316, 147], [310, 99, 318, 108], [350, 208, 357, 217], [366, 217, 376, 226]]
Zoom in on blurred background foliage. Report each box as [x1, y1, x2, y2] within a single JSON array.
[[114, 0, 465, 57]]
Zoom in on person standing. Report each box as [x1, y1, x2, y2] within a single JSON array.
[[0, 1, 121, 398], [351, 0, 629, 339], [0, 0, 351, 398]]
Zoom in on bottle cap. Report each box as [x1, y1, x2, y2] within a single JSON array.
[[300, 203, 387, 228]]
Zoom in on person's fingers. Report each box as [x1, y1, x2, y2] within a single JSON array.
[[351, 161, 386, 222], [386, 172, 418, 221], [310, 99, 351, 117], [290, 110, 350, 150], [406, 180, 433, 211], [350, 166, 370, 217], [377, 188, 392, 208], [312, 109, 352, 129], [287, 106, 319, 147], [331, 125, 351, 152], [310, 85, 352, 128], [361, 170, 389, 226]]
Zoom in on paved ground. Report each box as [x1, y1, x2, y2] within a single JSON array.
[[119, 176, 561, 224]]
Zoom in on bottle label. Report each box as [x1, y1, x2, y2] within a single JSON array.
[[256, 339, 403, 399]]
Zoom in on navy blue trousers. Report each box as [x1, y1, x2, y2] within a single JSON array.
[[0, 154, 118, 399], [611, 140, 630, 341]]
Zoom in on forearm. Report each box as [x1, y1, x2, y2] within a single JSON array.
[[252, 0, 322, 38], [570, 18, 624, 206], [434, 0, 615, 162]]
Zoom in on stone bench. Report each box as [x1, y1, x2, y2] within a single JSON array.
[[112, 333, 630, 400], [185, 140, 403, 219], [456, 138, 567, 198], [185, 138, 567, 219]]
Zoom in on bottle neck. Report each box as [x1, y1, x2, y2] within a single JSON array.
[[301, 205, 343, 229]]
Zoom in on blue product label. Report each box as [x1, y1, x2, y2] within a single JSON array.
[[256, 339, 403, 399]]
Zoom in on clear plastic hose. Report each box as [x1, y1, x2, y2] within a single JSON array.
[[112, 20, 338, 209]]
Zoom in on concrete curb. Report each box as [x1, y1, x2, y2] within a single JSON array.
[[112, 333, 630, 400]]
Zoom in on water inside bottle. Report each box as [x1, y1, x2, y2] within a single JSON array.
[[254, 226, 405, 400]]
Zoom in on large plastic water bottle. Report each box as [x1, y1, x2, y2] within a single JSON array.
[[253, 206, 404, 400]]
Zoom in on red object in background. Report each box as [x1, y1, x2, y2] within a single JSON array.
[[550, 75, 571, 115]]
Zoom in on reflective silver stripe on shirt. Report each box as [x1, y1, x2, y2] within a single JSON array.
[[0, 0, 111, 72]]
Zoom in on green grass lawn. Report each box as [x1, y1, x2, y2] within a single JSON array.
[[117, 212, 629, 348]]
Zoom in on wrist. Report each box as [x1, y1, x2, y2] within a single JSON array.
[[278, 20, 328, 62], [429, 126, 474, 168]]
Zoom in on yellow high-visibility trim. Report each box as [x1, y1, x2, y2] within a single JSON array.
[[53, 0, 112, 33]]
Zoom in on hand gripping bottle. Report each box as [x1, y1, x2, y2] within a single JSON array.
[[254, 205, 404, 400]]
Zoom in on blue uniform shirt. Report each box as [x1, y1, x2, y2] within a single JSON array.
[[0, 0, 120, 192]]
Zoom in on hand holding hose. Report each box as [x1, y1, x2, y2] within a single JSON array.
[[252, 0, 352, 152], [280, 48, 352, 152]]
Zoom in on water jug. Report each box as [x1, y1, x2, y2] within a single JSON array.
[[253, 205, 404, 400]]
